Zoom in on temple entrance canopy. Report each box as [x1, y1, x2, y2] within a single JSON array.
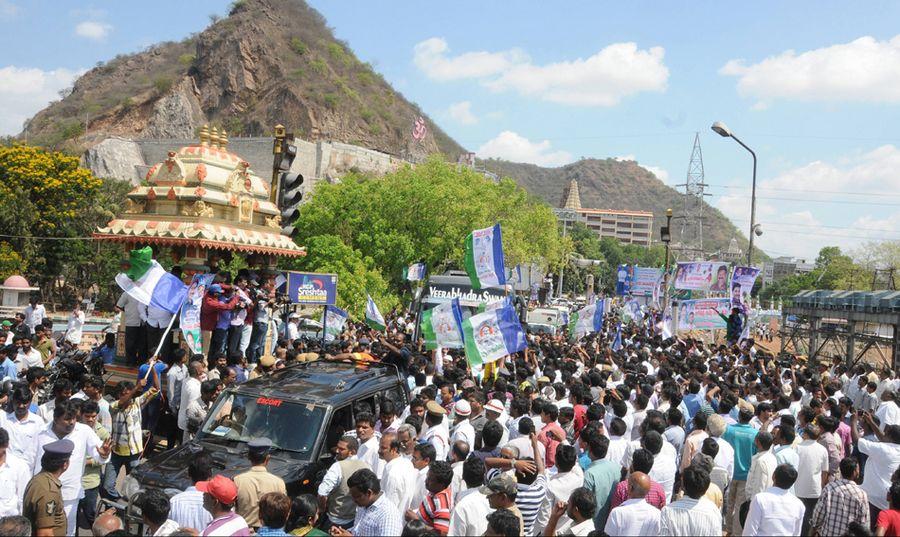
[[94, 125, 304, 272]]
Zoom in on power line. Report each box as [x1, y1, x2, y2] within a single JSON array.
[[709, 184, 900, 198], [0, 234, 96, 241], [715, 195, 900, 207]]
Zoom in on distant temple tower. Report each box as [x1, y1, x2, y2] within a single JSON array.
[[560, 179, 582, 210]]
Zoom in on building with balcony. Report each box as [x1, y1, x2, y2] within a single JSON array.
[[557, 179, 654, 247]]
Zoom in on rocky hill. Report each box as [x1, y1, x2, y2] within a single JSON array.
[[22, 0, 462, 159], [22, 0, 751, 257], [483, 157, 754, 258]]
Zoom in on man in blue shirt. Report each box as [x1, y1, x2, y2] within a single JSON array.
[[0, 345, 19, 382], [583, 430, 622, 529], [682, 379, 704, 421], [722, 407, 758, 535]]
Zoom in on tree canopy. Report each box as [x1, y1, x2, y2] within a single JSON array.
[[0, 144, 132, 308], [291, 157, 568, 315]]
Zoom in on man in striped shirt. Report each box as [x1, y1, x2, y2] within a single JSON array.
[[408, 460, 454, 535], [514, 432, 548, 535]]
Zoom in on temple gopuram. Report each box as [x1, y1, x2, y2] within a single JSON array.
[[94, 125, 305, 273]]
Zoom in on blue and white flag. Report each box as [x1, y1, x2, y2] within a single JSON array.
[[464, 223, 506, 290], [624, 298, 644, 323], [365, 295, 386, 331], [422, 298, 464, 350], [569, 299, 605, 341], [404, 263, 426, 282], [116, 249, 188, 315], [324, 305, 349, 342], [462, 302, 526, 366], [611, 322, 623, 351]]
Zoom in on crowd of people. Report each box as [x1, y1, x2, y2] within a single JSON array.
[[1, 278, 900, 536]]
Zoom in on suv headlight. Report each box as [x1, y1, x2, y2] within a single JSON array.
[[122, 475, 142, 500]]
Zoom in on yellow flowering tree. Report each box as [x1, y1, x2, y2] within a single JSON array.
[[0, 144, 131, 307]]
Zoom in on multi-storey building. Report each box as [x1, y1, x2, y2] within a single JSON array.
[[557, 179, 654, 247]]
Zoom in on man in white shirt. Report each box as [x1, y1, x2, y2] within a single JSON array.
[[169, 454, 214, 531], [448, 483, 493, 536], [422, 401, 449, 462], [5, 386, 44, 472], [14, 335, 42, 373], [450, 400, 476, 449], [660, 465, 722, 537], [795, 424, 830, 535], [605, 472, 661, 536], [0, 428, 30, 516], [378, 432, 417, 512], [116, 292, 145, 365], [34, 399, 111, 537], [606, 419, 630, 468], [354, 413, 381, 478], [642, 430, 677, 502], [743, 464, 805, 536], [23, 298, 46, 333], [177, 360, 204, 441], [546, 487, 596, 536], [875, 391, 900, 431], [546, 445, 584, 532], [744, 431, 778, 500], [853, 412, 900, 523], [166, 350, 188, 438]]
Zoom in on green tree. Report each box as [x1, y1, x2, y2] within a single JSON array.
[[0, 145, 132, 308], [293, 158, 567, 294]]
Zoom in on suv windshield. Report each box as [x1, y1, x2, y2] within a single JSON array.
[[199, 392, 325, 458]]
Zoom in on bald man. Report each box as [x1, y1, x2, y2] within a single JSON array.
[[91, 509, 124, 537], [604, 472, 662, 536]]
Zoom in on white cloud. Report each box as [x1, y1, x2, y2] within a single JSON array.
[[477, 131, 573, 167], [764, 144, 900, 192], [446, 101, 478, 125], [75, 21, 112, 41], [0, 0, 18, 18], [614, 155, 670, 183], [414, 38, 668, 106], [0, 66, 81, 136], [413, 37, 527, 81], [720, 35, 900, 105]]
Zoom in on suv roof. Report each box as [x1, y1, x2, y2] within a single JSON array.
[[232, 360, 403, 406]]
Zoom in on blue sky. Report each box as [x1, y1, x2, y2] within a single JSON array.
[[1, 0, 899, 261]]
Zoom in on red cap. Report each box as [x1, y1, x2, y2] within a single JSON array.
[[196, 475, 238, 505]]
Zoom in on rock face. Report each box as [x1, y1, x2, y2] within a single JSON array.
[[22, 0, 464, 160], [80, 136, 145, 184], [143, 78, 206, 139]]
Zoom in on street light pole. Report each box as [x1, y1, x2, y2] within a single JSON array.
[[661, 208, 673, 312], [711, 121, 758, 266]]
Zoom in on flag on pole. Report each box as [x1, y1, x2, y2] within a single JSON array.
[[569, 299, 605, 341], [324, 305, 349, 342], [365, 295, 386, 331], [115, 246, 187, 314], [421, 298, 464, 350], [611, 322, 623, 351], [461, 303, 526, 367], [477, 297, 510, 314], [403, 262, 426, 282], [464, 223, 507, 290]]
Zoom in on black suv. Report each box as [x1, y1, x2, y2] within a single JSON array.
[[122, 359, 409, 506]]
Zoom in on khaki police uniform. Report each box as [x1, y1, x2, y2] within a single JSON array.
[[234, 465, 287, 527], [23, 472, 66, 536]]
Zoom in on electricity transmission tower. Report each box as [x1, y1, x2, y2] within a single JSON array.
[[673, 133, 710, 260]]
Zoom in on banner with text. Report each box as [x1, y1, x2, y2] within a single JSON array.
[[676, 298, 731, 331], [285, 271, 338, 305], [673, 262, 731, 291], [180, 273, 215, 354]]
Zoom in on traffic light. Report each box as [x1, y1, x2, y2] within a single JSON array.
[[278, 171, 304, 237]]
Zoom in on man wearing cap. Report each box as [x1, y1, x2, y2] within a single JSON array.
[[199, 475, 250, 536], [234, 438, 286, 529], [423, 401, 449, 461], [485, 399, 510, 447], [482, 474, 525, 535], [23, 438, 72, 537], [450, 400, 475, 449], [34, 399, 111, 536], [248, 355, 275, 380]]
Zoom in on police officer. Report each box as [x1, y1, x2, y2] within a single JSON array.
[[234, 437, 286, 529], [23, 438, 72, 537], [248, 355, 275, 380], [422, 400, 449, 461]]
